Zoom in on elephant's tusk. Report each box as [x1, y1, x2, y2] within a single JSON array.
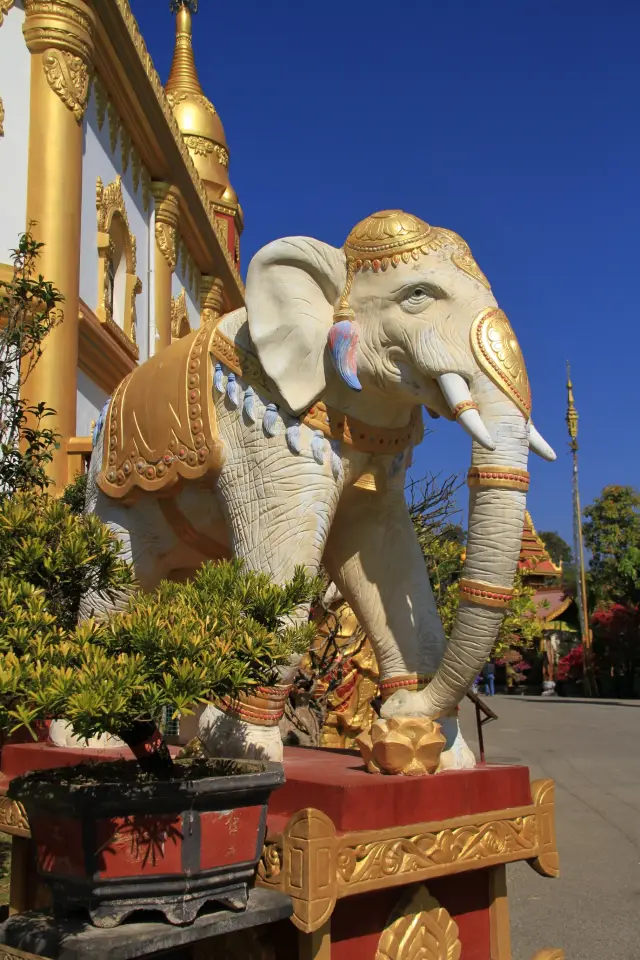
[[437, 373, 496, 451], [529, 422, 556, 461]]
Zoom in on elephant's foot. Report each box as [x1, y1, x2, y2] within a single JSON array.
[[198, 704, 284, 763], [48, 720, 125, 750], [437, 715, 476, 770], [380, 689, 476, 770]]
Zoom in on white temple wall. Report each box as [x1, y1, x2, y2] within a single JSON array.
[[76, 369, 108, 438], [0, 2, 30, 264], [80, 82, 152, 362], [172, 239, 200, 331]]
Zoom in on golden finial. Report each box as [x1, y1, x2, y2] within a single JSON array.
[[166, 0, 202, 97], [566, 361, 578, 451]]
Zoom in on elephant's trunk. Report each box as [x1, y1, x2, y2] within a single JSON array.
[[419, 376, 529, 716]]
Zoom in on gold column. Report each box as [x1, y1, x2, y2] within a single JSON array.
[[199, 274, 224, 326], [22, 0, 95, 488], [151, 182, 180, 349]]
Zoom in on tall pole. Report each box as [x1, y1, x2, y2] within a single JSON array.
[[566, 363, 596, 696]]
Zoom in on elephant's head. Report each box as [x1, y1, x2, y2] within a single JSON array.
[[245, 210, 555, 716]]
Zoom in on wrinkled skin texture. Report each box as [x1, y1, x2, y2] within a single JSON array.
[[77, 232, 551, 767]]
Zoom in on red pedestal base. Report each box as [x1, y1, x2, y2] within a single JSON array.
[[258, 747, 562, 960]]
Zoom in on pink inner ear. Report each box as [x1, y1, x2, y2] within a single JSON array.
[[327, 320, 362, 392]]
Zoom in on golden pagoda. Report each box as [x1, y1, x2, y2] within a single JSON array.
[[166, 0, 243, 266]]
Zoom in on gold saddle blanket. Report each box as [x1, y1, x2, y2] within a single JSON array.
[[98, 323, 224, 501]]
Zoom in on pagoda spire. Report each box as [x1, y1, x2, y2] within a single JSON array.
[[566, 362, 596, 695], [166, 1, 203, 97]]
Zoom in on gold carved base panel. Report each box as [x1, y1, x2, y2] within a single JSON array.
[[258, 779, 559, 934]]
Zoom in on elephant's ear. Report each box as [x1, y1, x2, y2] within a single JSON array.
[[245, 237, 347, 414]]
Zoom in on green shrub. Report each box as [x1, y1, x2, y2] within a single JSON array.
[[0, 498, 318, 774]]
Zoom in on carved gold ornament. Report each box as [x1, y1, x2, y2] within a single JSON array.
[[156, 222, 177, 269], [308, 601, 380, 749], [343, 210, 490, 289], [530, 951, 565, 960], [42, 48, 90, 122], [0, 0, 14, 27], [98, 322, 224, 500], [256, 779, 559, 933], [471, 307, 531, 418], [357, 717, 446, 776], [120, 127, 131, 174], [183, 133, 213, 156], [107, 97, 119, 153], [131, 150, 141, 193], [376, 885, 461, 960], [95, 176, 140, 354], [200, 275, 224, 325], [152, 183, 180, 270], [0, 795, 29, 836], [94, 74, 107, 129], [214, 143, 230, 168], [171, 288, 190, 339]]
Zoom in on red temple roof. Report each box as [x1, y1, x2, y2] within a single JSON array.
[[518, 511, 562, 580], [531, 586, 574, 623]]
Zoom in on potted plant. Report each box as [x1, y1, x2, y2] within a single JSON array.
[[0, 494, 318, 927]]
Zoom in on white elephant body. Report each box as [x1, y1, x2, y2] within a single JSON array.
[[79, 210, 555, 768]]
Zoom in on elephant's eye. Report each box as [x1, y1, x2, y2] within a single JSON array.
[[401, 286, 436, 313]]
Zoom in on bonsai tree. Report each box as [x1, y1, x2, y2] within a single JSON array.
[[0, 530, 318, 776]]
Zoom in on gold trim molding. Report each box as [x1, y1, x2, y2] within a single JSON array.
[[376, 885, 461, 960], [23, 0, 95, 63], [256, 779, 560, 933]]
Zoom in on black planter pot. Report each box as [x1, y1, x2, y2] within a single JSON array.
[[9, 758, 284, 928]]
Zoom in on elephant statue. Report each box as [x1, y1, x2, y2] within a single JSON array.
[[76, 209, 555, 767]]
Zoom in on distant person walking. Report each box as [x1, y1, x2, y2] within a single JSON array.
[[483, 660, 495, 697]]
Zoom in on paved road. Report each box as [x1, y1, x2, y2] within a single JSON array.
[[459, 695, 640, 960]]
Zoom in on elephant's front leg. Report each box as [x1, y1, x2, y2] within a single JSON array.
[[199, 430, 342, 762], [323, 482, 475, 769]]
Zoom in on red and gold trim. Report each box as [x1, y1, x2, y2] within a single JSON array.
[[379, 674, 459, 717], [218, 685, 290, 727], [467, 465, 530, 492], [379, 674, 434, 701], [459, 578, 514, 609], [452, 399, 479, 419]]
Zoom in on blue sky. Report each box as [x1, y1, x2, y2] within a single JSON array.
[[132, 0, 639, 544]]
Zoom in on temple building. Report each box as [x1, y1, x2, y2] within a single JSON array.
[[0, 0, 243, 487], [518, 511, 578, 675]]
